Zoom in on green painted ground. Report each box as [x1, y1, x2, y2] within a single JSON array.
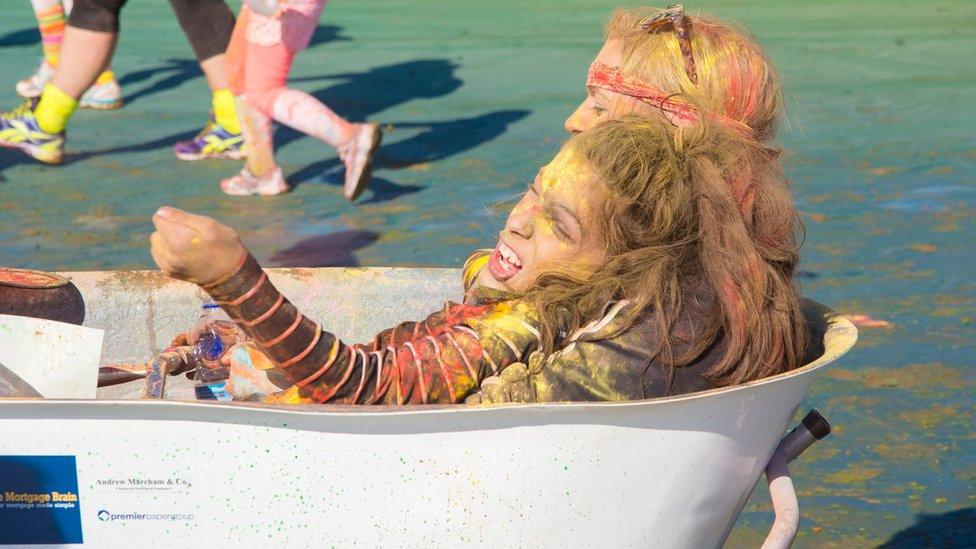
[[1, 1, 973, 545]]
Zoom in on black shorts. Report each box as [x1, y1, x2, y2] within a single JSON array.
[[69, 0, 235, 61], [168, 0, 236, 61], [68, 0, 129, 33]]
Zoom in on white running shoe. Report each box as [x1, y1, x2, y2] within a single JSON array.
[[339, 122, 382, 201], [15, 59, 54, 99], [220, 166, 289, 196], [79, 79, 124, 110]]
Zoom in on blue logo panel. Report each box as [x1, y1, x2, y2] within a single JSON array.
[[0, 456, 83, 544]]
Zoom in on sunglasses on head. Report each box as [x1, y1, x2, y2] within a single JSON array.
[[639, 4, 698, 85]]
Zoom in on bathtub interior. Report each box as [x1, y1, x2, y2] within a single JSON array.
[[68, 266, 461, 399], [58, 266, 850, 403]]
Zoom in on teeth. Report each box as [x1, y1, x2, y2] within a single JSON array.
[[497, 242, 522, 268]]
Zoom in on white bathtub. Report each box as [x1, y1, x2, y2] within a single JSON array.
[[0, 267, 856, 547]]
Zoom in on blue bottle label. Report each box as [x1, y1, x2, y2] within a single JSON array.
[[194, 381, 233, 401]]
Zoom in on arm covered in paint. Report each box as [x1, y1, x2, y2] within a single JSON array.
[[202, 254, 542, 404]]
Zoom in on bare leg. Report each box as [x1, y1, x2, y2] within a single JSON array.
[[49, 26, 117, 99], [199, 53, 230, 92]]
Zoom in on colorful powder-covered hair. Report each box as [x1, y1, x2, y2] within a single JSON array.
[[529, 115, 806, 387], [598, 7, 784, 143]]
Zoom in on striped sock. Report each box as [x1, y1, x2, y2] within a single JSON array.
[[31, 0, 67, 68]]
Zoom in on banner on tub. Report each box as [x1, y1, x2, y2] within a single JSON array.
[[0, 455, 83, 544]]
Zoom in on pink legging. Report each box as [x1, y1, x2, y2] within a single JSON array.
[[227, 4, 353, 174]]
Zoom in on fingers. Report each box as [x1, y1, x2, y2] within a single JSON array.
[[150, 230, 189, 280], [149, 231, 168, 270], [153, 206, 205, 228], [221, 344, 251, 367], [149, 206, 246, 285], [153, 206, 226, 239], [152, 206, 190, 231], [169, 331, 189, 348]]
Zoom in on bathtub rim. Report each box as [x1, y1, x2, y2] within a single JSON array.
[[0, 300, 856, 419]]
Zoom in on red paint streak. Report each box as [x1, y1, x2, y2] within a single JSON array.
[[0, 267, 68, 289]]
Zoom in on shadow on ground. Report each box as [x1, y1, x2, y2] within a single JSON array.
[[280, 59, 464, 146], [379, 110, 531, 168], [267, 229, 378, 267], [307, 24, 348, 48], [119, 24, 348, 105], [118, 58, 204, 106], [282, 60, 531, 200], [0, 27, 38, 48], [3, 55, 530, 204], [877, 508, 975, 548]]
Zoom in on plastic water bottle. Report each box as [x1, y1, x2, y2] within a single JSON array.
[[191, 302, 242, 401]]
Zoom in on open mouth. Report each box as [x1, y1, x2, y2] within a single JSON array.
[[487, 241, 523, 282]]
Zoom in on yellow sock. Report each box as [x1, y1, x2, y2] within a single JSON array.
[[212, 89, 241, 134], [34, 82, 78, 134], [94, 70, 116, 85]]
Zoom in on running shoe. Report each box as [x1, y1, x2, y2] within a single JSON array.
[[339, 122, 382, 201], [79, 79, 124, 110], [17, 60, 124, 110], [15, 59, 54, 99], [0, 98, 65, 164], [174, 117, 246, 161], [220, 166, 288, 196]]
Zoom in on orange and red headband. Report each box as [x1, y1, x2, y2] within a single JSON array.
[[586, 61, 752, 135]]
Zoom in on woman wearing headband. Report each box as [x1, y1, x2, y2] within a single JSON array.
[[475, 5, 805, 402], [158, 6, 806, 404]]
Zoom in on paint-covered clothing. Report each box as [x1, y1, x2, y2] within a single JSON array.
[[226, 0, 353, 177], [465, 300, 720, 404], [245, 0, 324, 51], [204, 249, 721, 405], [202, 251, 544, 404]]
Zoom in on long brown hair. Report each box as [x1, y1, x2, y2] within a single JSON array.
[[528, 115, 806, 387]]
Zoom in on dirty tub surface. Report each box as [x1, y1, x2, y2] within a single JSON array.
[[0, 267, 856, 547]]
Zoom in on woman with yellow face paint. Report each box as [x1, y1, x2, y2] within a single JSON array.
[[150, 110, 806, 404], [144, 5, 806, 404], [466, 5, 805, 402]]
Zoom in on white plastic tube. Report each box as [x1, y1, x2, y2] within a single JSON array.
[[760, 410, 831, 549], [762, 454, 799, 549]]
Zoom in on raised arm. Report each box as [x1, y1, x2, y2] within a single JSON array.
[[150, 207, 541, 404]]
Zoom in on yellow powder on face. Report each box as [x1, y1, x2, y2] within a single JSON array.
[[537, 147, 604, 231], [190, 237, 202, 246], [540, 148, 586, 193]]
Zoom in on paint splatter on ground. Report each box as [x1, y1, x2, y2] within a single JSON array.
[[0, 0, 973, 545]]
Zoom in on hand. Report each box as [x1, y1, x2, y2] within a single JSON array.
[[222, 343, 282, 400], [150, 206, 247, 286], [168, 331, 190, 348]]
